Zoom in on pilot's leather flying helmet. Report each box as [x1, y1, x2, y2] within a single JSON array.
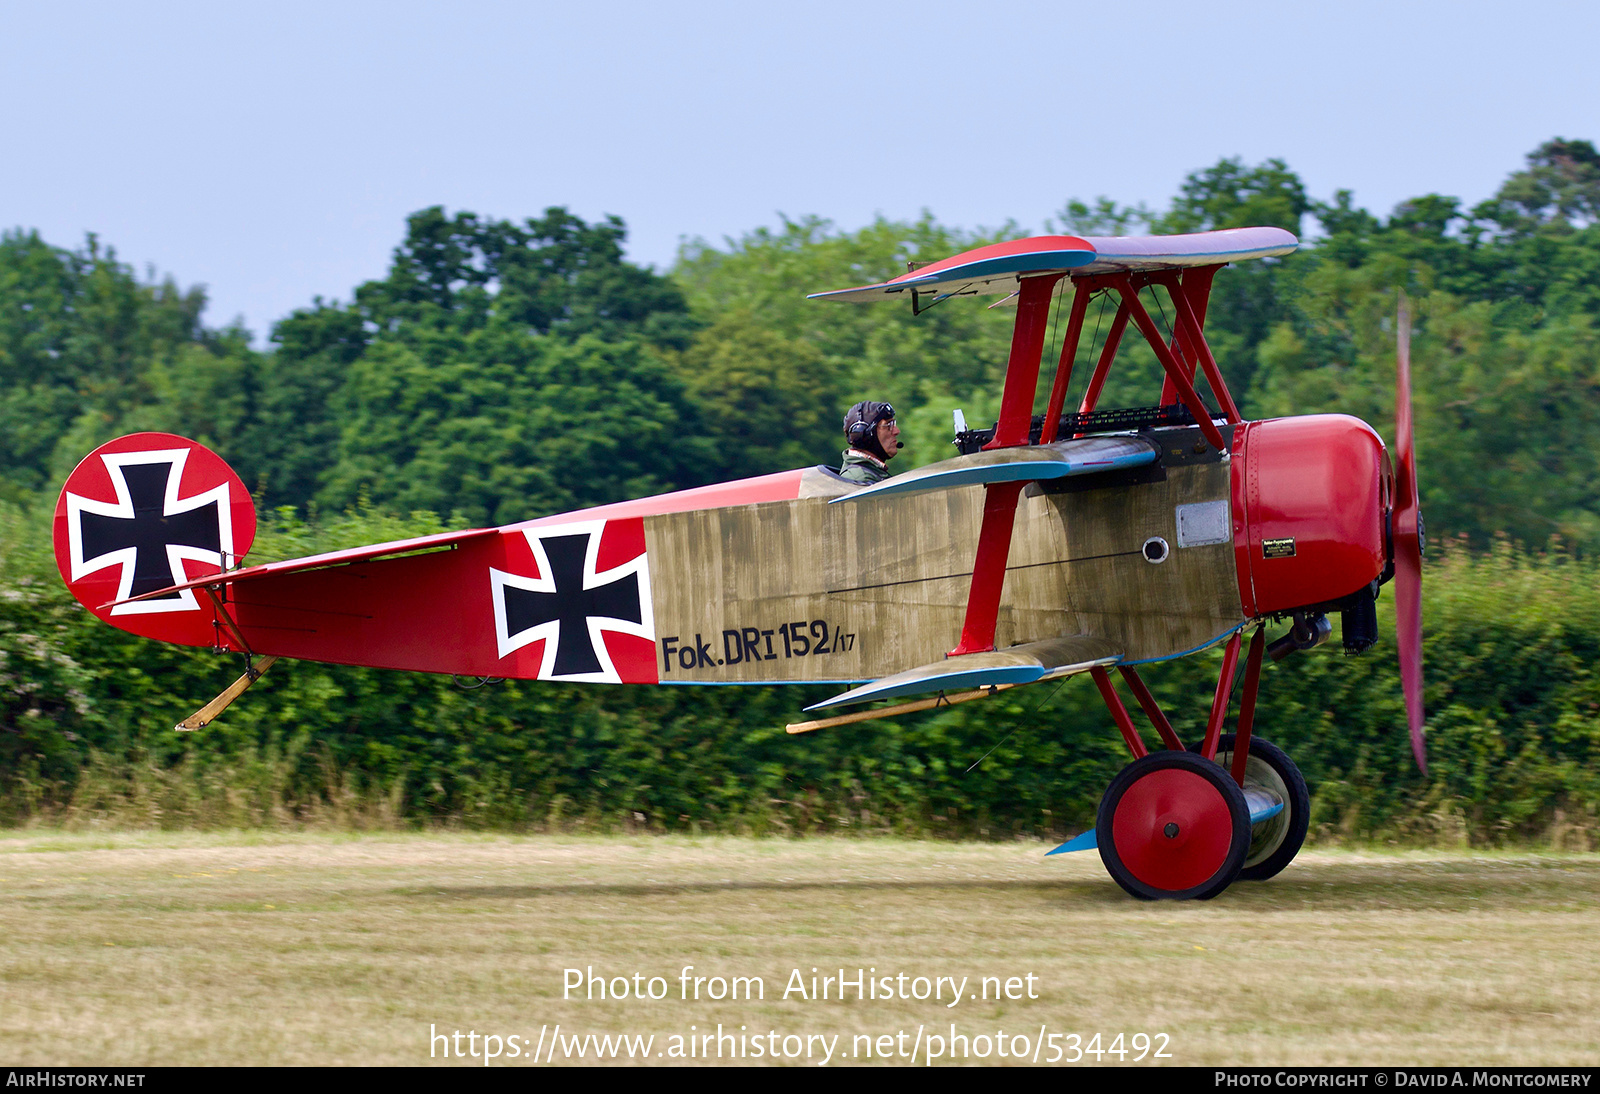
[[844, 401, 894, 440]]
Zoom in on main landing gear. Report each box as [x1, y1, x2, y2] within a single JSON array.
[[1079, 626, 1309, 900], [1196, 734, 1309, 882], [1097, 750, 1249, 900]]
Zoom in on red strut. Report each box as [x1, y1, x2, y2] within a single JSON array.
[[1232, 627, 1266, 786], [1199, 630, 1243, 760], [953, 274, 1062, 656], [1111, 276, 1226, 451], [1117, 665, 1186, 751], [1038, 281, 1091, 444], [1091, 667, 1148, 759]]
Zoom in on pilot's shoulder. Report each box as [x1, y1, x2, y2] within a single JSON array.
[[838, 449, 890, 485]]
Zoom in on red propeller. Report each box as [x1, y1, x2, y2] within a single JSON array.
[[1393, 298, 1427, 773]]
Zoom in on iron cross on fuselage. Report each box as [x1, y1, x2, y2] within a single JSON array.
[[501, 533, 642, 676]]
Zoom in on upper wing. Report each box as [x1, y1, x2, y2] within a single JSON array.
[[1071, 228, 1298, 274], [808, 227, 1297, 304]]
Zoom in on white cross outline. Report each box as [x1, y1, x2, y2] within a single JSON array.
[[488, 519, 654, 683], [65, 448, 234, 616]]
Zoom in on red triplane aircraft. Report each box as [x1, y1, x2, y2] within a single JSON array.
[[53, 226, 1425, 900]]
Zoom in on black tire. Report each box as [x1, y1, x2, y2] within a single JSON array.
[[1189, 734, 1310, 881], [1096, 750, 1250, 901]]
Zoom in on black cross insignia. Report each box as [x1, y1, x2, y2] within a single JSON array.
[[500, 532, 642, 677], [76, 458, 224, 601]]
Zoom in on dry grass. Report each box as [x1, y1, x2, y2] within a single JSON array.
[[0, 832, 1596, 1066]]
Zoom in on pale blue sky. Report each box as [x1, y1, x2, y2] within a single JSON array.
[[4, 0, 1596, 340]]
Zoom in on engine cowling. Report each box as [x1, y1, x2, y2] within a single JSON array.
[[1231, 415, 1389, 617]]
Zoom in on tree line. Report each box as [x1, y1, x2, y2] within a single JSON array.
[[6, 139, 1599, 543]]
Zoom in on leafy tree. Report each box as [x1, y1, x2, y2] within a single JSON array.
[[676, 214, 1024, 399], [674, 214, 1031, 469], [1477, 138, 1600, 237], [1156, 157, 1312, 403], [1251, 144, 1600, 548], [319, 329, 711, 526], [1048, 197, 1150, 237], [236, 300, 368, 507], [351, 205, 698, 348], [1154, 156, 1310, 235], [671, 311, 844, 479], [268, 206, 707, 520], [0, 230, 229, 503], [496, 208, 700, 349]]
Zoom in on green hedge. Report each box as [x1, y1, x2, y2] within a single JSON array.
[[3, 504, 1596, 845]]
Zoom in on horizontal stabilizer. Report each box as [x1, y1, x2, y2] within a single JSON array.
[[833, 435, 1158, 503], [1045, 784, 1285, 856], [103, 526, 499, 609], [804, 635, 1120, 711]]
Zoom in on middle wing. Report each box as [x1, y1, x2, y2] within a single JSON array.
[[831, 434, 1159, 503]]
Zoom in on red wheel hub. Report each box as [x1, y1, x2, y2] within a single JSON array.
[[1111, 768, 1236, 892]]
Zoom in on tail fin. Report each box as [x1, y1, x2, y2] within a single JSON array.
[[53, 432, 257, 648]]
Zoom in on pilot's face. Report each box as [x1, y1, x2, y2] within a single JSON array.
[[875, 418, 901, 459]]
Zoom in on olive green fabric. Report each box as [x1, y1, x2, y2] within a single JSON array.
[[838, 449, 891, 484]]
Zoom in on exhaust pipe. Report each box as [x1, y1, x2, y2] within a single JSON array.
[[1267, 612, 1332, 662]]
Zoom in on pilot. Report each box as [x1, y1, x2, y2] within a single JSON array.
[[839, 401, 902, 484]]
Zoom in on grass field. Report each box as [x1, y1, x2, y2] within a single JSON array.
[[1, 832, 1596, 1067]]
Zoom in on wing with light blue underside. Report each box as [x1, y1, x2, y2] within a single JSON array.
[[807, 236, 1095, 303], [832, 435, 1158, 504], [807, 227, 1298, 304], [804, 636, 1121, 711]]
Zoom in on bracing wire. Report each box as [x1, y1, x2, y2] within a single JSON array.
[[1149, 283, 1174, 343], [1083, 291, 1109, 389], [1043, 277, 1068, 394], [1065, 289, 1111, 415], [965, 676, 1074, 773]]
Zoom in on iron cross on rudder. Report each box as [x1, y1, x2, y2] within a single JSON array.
[[72, 457, 225, 603]]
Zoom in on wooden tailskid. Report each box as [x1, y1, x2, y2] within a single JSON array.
[[174, 655, 279, 731]]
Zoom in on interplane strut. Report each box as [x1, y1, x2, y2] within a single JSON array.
[[949, 265, 1236, 660]]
